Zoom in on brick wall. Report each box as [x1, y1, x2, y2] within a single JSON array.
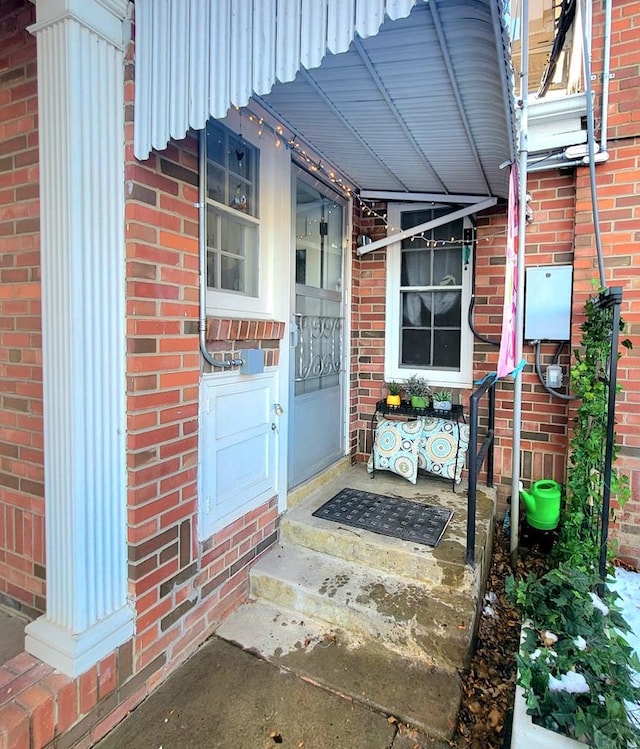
[[0, 0, 45, 617], [1, 10, 282, 747], [123, 42, 281, 693], [571, 0, 640, 567], [350, 202, 390, 461], [474, 172, 575, 506]]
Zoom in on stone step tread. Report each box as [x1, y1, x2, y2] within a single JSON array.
[[280, 512, 480, 592], [252, 543, 477, 616], [216, 599, 462, 741], [250, 544, 476, 669], [282, 479, 495, 589]]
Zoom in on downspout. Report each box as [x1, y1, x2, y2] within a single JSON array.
[[600, 0, 612, 152], [581, 0, 606, 288], [510, 0, 529, 568], [198, 131, 217, 367]]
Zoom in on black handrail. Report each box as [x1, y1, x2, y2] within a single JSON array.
[[466, 375, 496, 566]]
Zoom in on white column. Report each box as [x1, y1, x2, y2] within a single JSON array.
[[25, 0, 133, 678]]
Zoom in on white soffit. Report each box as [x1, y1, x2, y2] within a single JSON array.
[[134, 0, 516, 199]]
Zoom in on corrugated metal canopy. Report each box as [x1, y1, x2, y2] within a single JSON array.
[[134, 0, 516, 199], [260, 0, 515, 198]]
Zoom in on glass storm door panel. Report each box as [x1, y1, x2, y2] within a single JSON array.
[[288, 174, 346, 489]]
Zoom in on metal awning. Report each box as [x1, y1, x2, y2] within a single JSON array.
[[134, 0, 516, 199]]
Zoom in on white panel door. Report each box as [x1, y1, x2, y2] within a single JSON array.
[[199, 372, 278, 540]]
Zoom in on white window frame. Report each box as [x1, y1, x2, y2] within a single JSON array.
[[202, 107, 287, 319], [384, 203, 474, 389]]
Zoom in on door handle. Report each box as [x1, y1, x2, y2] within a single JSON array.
[[290, 318, 299, 348]]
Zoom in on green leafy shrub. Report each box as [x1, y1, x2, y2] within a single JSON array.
[[507, 563, 640, 747]]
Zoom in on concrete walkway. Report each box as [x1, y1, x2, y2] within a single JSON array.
[[96, 636, 449, 749]]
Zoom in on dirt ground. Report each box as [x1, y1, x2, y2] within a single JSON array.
[[452, 522, 548, 749]]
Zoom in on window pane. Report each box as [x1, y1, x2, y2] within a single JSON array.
[[402, 292, 431, 327], [220, 255, 244, 292], [229, 181, 255, 215], [207, 252, 217, 288], [206, 123, 225, 166], [433, 330, 461, 368], [433, 217, 462, 243], [205, 120, 260, 297], [207, 163, 226, 204], [401, 250, 431, 286], [401, 329, 431, 366], [220, 214, 245, 257], [401, 209, 431, 233], [431, 291, 461, 326], [433, 247, 462, 285], [228, 133, 254, 180]]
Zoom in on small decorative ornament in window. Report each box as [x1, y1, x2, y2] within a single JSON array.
[[231, 184, 247, 211]]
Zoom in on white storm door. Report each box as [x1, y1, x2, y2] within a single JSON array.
[[288, 173, 346, 489]]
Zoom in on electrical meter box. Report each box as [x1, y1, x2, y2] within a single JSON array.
[[524, 265, 573, 341]]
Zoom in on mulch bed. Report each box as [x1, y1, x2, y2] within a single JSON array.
[[452, 522, 549, 749]]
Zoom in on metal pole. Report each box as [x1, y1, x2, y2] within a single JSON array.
[[599, 289, 623, 581], [510, 0, 529, 569]]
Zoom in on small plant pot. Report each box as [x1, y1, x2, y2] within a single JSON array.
[[386, 394, 401, 406], [410, 395, 427, 408], [433, 400, 452, 411]]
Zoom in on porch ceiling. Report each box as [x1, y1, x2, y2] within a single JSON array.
[[260, 0, 515, 199], [133, 0, 516, 200]]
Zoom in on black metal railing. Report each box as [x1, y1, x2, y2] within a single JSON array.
[[466, 375, 497, 566], [594, 287, 623, 582]]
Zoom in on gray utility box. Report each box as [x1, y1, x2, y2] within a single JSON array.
[[524, 265, 573, 341], [239, 348, 264, 375]]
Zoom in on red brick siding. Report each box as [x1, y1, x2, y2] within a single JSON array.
[[0, 0, 45, 616], [570, 0, 640, 567], [205, 318, 285, 369], [123, 44, 280, 683], [474, 172, 575, 506], [350, 202, 390, 461], [1, 11, 282, 748]]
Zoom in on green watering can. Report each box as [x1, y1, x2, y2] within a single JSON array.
[[519, 479, 561, 531]]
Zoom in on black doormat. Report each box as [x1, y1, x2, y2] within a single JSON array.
[[312, 487, 453, 547]]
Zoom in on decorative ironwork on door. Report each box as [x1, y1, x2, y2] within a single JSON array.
[[294, 313, 343, 382]]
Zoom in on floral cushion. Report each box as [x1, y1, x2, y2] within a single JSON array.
[[418, 418, 470, 484], [367, 418, 424, 484]]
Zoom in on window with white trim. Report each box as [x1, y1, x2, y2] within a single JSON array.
[[205, 120, 260, 297], [384, 204, 474, 388]]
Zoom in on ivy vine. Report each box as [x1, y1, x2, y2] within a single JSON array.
[[554, 291, 632, 568], [506, 290, 638, 747]]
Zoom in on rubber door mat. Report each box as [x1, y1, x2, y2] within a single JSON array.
[[312, 487, 453, 547]]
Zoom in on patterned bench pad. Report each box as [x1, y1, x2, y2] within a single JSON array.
[[367, 416, 470, 485]]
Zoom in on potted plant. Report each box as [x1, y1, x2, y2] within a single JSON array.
[[385, 381, 402, 407], [432, 390, 452, 411], [405, 374, 431, 409]]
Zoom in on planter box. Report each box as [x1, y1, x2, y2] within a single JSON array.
[[511, 684, 587, 749], [511, 624, 588, 749]]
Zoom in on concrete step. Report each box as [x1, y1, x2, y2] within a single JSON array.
[[216, 599, 462, 742], [282, 471, 495, 594], [249, 543, 477, 672]]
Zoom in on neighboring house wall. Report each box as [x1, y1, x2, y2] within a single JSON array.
[[0, 0, 45, 617]]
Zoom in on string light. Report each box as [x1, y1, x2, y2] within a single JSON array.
[[235, 104, 508, 248]]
